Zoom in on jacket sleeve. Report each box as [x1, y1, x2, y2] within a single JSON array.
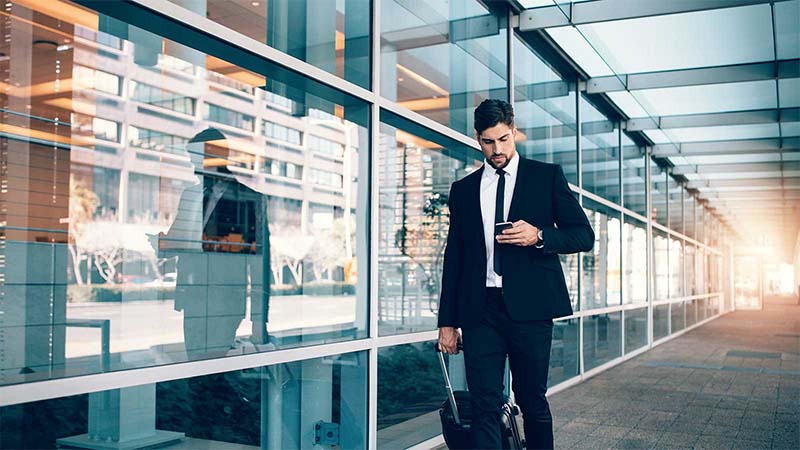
[[539, 165, 595, 255], [437, 183, 462, 328]]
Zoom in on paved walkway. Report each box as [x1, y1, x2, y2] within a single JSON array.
[[548, 296, 800, 449]]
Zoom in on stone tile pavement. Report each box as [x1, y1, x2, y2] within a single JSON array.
[[545, 296, 799, 449]]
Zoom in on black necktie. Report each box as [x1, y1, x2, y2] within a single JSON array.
[[494, 168, 505, 276]]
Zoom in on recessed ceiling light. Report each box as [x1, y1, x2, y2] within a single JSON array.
[[251, 1, 260, 5]]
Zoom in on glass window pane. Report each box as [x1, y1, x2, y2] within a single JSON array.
[[632, 80, 777, 116], [582, 199, 621, 309], [561, 253, 580, 312], [577, 5, 774, 74], [622, 134, 646, 216], [651, 160, 668, 227], [685, 244, 697, 296], [696, 247, 707, 295], [624, 307, 648, 354], [581, 96, 620, 203], [166, 0, 371, 89], [664, 123, 780, 143], [545, 26, 615, 77], [671, 302, 686, 333], [698, 297, 708, 321], [513, 35, 578, 185], [710, 295, 720, 316], [684, 194, 696, 239], [607, 91, 649, 118], [654, 304, 669, 340], [775, 0, 800, 60], [779, 78, 800, 108], [653, 228, 669, 301], [668, 178, 683, 233], [583, 312, 622, 371], [686, 299, 698, 328], [0, 351, 368, 449], [378, 112, 483, 335], [0, 2, 370, 386], [550, 318, 579, 385], [622, 216, 647, 304], [381, 0, 508, 136], [378, 341, 455, 448], [669, 238, 685, 299]]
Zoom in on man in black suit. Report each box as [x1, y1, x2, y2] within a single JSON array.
[[437, 99, 594, 449]]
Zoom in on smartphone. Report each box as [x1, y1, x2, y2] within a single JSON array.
[[494, 221, 513, 236]]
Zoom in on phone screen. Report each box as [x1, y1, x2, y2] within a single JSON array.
[[494, 221, 513, 236]]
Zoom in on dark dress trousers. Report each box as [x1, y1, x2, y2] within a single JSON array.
[[437, 157, 594, 449]]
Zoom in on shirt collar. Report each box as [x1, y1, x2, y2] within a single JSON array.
[[482, 153, 520, 180]]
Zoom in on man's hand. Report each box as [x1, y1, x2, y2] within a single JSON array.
[[438, 326, 462, 355], [496, 220, 540, 246]]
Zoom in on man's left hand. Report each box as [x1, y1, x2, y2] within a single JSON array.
[[496, 220, 539, 246]]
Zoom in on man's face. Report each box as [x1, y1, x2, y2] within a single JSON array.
[[477, 122, 517, 170]]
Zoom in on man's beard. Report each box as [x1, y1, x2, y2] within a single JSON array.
[[487, 154, 510, 169]]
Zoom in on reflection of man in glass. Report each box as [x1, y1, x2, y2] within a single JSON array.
[[154, 128, 270, 360], [437, 100, 594, 449]]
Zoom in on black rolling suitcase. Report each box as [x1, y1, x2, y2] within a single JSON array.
[[436, 344, 524, 449]]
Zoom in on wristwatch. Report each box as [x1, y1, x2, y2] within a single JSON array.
[[535, 229, 545, 249]]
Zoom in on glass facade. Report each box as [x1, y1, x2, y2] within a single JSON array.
[[653, 228, 669, 300], [167, 0, 372, 89], [622, 216, 647, 305], [381, 0, 508, 136], [1, 351, 368, 449], [377, 113, 481, 335], [650, 161, 668, 227], [624, 307, 648, 354], [583, 312, 622, 371], [0, 1, 728, 448], [621, 134, 646, 217], [513, 36, 578, 185], [377, 340, 461, 448], [581, 96, 620, 204], [0, 5, 371, 388], [582, 199, 622, 309]]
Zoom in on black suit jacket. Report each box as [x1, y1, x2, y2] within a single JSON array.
[[437, 157, 594, 328]]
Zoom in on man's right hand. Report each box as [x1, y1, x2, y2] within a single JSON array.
[[438, 326, 461, 354]]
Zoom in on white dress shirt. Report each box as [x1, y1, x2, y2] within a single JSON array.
[[481, 153, 519, 287]]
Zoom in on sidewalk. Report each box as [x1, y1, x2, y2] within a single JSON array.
[[548, 296, 799, 449]]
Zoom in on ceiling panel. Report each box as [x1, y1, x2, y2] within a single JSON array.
[[779, 78, 800, 108], [775, 1, 800, 60], [664, 123, 780, 143], [631, 80, 777, 116], [576, 4, 774, 74], [546, 26, 615, 76]]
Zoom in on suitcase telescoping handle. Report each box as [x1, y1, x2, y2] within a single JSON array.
[[435, 342, 464, 425]]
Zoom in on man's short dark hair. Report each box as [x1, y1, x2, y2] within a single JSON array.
[[474, 99, 514, 135]]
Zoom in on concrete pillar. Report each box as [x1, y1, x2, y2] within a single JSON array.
[[300, 358, 333, 448], [57, 386, 183, 449], [339, 353, 367, 449]]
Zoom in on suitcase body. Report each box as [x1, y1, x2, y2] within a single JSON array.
[[437, 346, 524, 449]]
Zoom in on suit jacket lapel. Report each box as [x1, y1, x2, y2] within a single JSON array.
[[467, 166, 487, 259], [469, 167, 484, 236], [507, 157, 526, 222]]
